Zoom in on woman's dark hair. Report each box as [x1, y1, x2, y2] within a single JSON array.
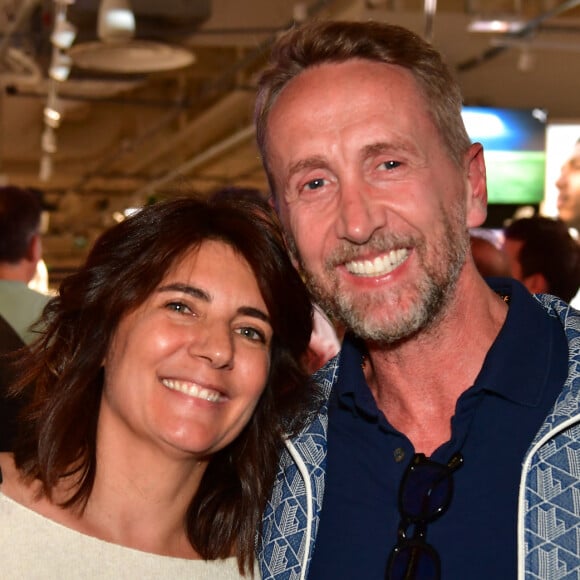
[[11, 195, 315, 574]]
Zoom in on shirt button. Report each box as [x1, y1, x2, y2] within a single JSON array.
[[394, 448, 405, 463]]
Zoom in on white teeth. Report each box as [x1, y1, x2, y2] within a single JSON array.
[[161, 379, 225, 402], [345, 248, 409, 277]]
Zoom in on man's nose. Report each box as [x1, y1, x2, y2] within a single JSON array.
[[556, 169, 567, 191], [334, 181, 384, 244]]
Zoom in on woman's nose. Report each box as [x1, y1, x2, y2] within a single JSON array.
[[188, 324, 234, 370]]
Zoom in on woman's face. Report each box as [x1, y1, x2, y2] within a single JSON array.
[[100, 240, 273, 461]]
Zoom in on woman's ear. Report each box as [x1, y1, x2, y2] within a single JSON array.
[[465, 142, 488, 228]]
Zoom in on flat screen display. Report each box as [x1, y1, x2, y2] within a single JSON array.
[[461, 106, 547, 205]]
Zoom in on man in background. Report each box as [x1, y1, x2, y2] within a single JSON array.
[[503, 215, 580, 302], [470, 234, 512, 278], [556, 138, 580, 231], [0, 185, 50, 344]]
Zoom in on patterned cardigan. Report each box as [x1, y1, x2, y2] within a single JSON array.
[[257, 294, 580, 580]]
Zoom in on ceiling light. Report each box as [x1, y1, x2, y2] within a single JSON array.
[[517, 47, 535, 72], [41, 127, 57, 154], [44, 105, 62, 129], [39, 154, 53, 182], [51, 17, 77, 49], [49, 51, 72, 81], [468, 17, 526, 34], [98, 0, 136, 43], [70, 0, 194, 74], [70, 40, 195, 74]]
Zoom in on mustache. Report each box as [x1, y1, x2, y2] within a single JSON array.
[[324, 233, 418, 269]]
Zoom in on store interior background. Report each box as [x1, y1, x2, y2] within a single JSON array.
[[1, 0, 580, 288]]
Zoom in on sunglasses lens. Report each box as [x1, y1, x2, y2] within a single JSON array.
[[386, 541, 440, 580], [387, 453, 462, 580], [400, 461, 452, 520]]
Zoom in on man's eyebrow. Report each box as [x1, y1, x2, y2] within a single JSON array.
[[361, 140, 419, 158], [157, 283, 271, 323], [286, 156, 328, 180], [286, 142, 420, 180]]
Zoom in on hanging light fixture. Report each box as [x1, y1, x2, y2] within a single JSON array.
[[51, 17, 77, 49], [40, 0, 77, 182], [467, 17, 526, 34], [97, 0, 136, 43], [70, 0, 195, 74], [49, 51, 72, 81]]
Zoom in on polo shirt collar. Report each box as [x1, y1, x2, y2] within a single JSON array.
[[335, 277, 566, 414], [476, 277, 567, 407]]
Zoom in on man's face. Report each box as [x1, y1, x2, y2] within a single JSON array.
[[557, 142, 580, 230], [265, 60, 486, 343]]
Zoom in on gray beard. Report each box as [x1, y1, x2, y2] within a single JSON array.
[[289, 202, 469, 345]]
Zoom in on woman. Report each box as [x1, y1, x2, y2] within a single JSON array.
[[0, 196, 315, 578]]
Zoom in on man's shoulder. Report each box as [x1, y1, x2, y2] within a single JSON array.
[[312, 355, 340, 396], [0, 280, 48, 300], [534, 293, 580, 329]]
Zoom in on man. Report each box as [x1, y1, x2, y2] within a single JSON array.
[[0, 185, 50, 450], [0, 185, 50, 345], [556, 138, 580, 231], [254, 21, 580, 580], [470, 233, 512, 278], [503, 215, 580, 302]]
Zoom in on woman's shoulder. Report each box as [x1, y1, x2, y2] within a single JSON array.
[[0, 452, 42, 505]]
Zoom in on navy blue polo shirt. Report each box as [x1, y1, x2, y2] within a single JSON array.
[[307, 279, 568, 579]]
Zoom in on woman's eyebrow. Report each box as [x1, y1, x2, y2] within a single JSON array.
[[238, 306, 270, 323], [157, 283, 210, 302], [158, 283, 271, 323]]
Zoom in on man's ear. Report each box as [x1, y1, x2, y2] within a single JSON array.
[[465, 142, 488, 228], [523, 272, 549, 295], [26, 233, 42, 264]]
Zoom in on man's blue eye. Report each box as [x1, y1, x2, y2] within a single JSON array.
[[305, 178, 325, 190], [381, 161, 401, 170]]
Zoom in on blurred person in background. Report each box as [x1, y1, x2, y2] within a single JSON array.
[[556, 138, 580, 232], [0, 196, 316, 578], [470, 234, 512, 279], [0, 186, 51, 450], [0, 185, 50, 345], [503, 215, 580, 302]]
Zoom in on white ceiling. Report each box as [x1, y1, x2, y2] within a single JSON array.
[[2, 0, 580, 284]]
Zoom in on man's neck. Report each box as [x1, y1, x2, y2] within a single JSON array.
[[362, 275, 508, 455], [0, 261, 34, 283]]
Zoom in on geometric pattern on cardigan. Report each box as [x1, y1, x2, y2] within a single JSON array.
[[524, 295, 580, 580], [259, 293, 580, 580], [258, 365, 334, 580]]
